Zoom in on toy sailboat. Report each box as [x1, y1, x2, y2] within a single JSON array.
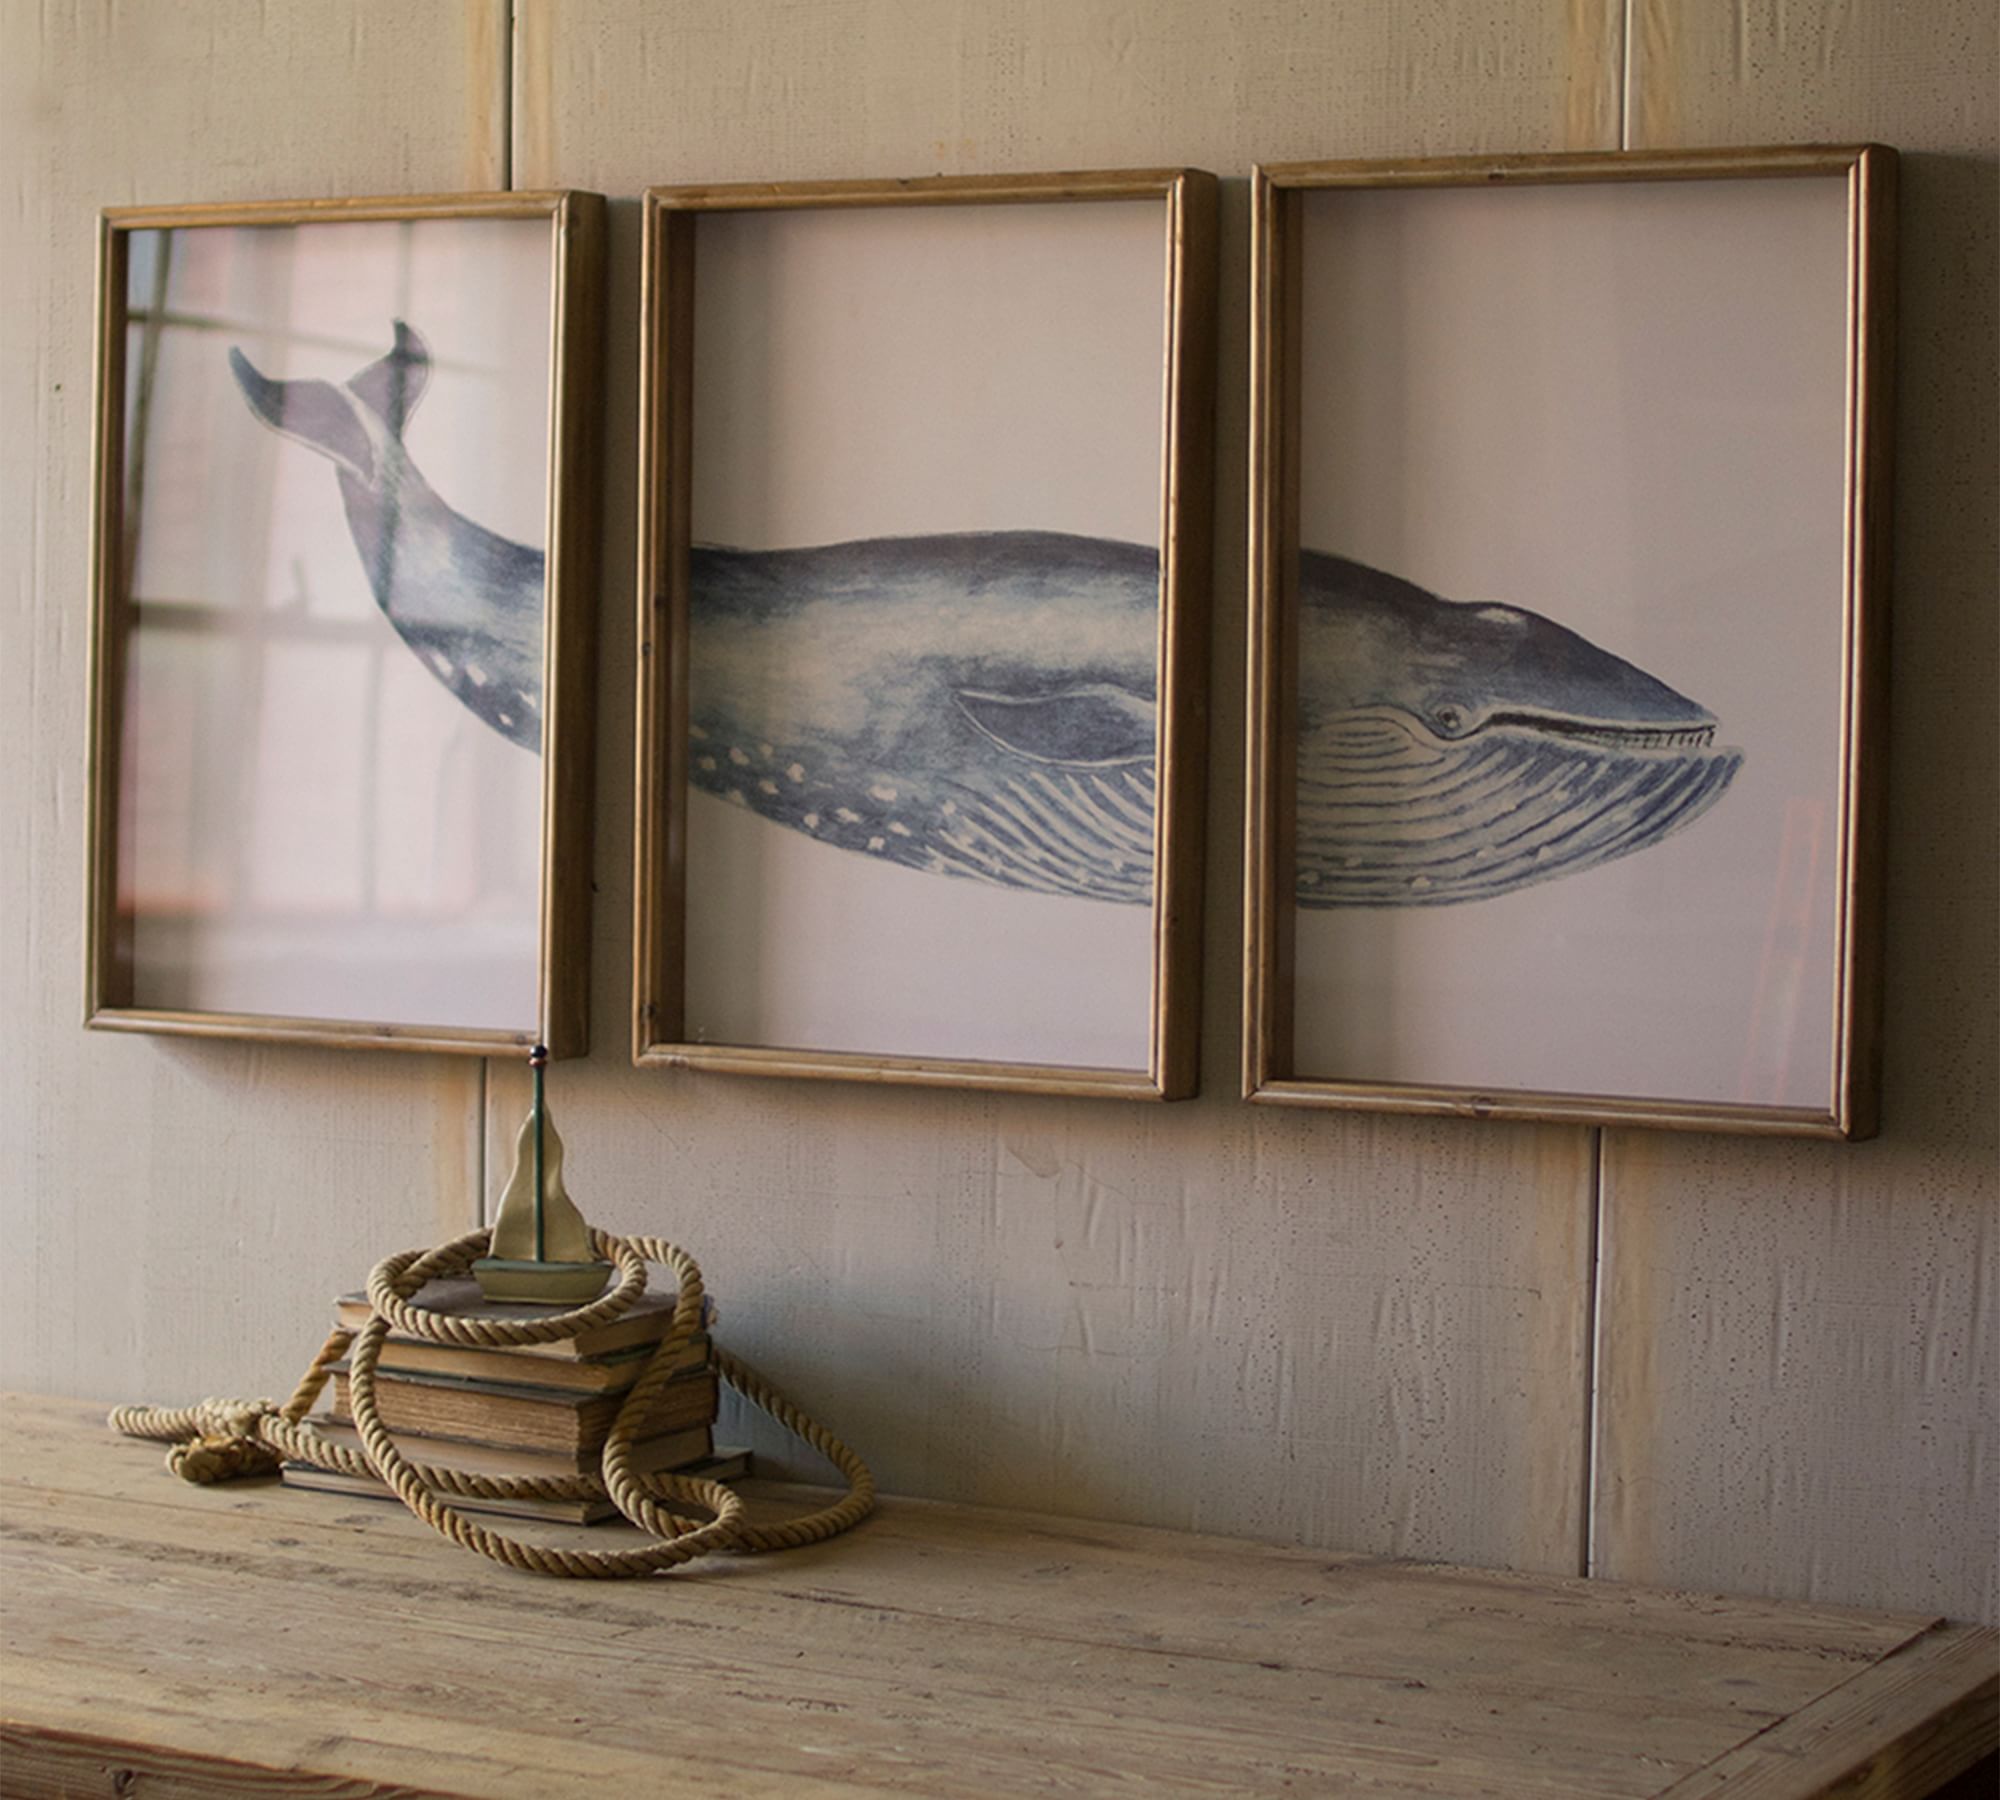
[[472, 1046, 613, 1304]]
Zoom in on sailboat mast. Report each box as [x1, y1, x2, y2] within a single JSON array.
[[531, 1044, 547, 1264]]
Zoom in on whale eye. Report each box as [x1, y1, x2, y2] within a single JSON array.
[[1433, 703, 1467, 735]]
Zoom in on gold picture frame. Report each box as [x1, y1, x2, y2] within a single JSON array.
[[1245, 146, 1896, 1137], [86, 192, 605, 1056], [635, 170, 1217, 1098]]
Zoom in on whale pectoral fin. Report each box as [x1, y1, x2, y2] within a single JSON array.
[[347, 320, 432, 438], [954, 683, 1157, 768], [227, 349, 377, 484]]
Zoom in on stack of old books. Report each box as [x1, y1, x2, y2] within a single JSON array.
[[281, 1278, 745, 1525]]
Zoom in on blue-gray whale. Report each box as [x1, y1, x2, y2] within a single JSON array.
[[687, 533, 1161, 905], [1294, 554, 1743, 905], [228, 322, 545, 752], [232, 323, 1741, 907]]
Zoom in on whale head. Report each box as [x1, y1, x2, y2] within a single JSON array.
[[1295, 554, 1743, 905]]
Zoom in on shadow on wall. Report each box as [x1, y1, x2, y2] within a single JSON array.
[[1878, 152, 1998, 1150]]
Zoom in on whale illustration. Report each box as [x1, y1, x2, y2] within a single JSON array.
[[231, 322, 1742, 907], [1293, 554, 1743, 906], [687, 532, 1162, 904], [228, 322, 545, 751]]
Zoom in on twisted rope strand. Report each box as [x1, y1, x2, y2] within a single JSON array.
[[109, 1229, 874, 1580]]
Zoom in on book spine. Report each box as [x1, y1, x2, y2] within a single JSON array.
[[329, 1372, 719, 1454]]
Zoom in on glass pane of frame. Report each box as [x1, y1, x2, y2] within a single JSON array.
[[1245, 148, 1895, 1137], [87, 194, 604, 1055], [636, 172, 1217, 1099]]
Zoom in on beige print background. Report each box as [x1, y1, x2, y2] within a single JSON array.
[[120, 216, 552, 1031], [1292, 176, 1851, 1108], [682, 199, 1168, 1069]]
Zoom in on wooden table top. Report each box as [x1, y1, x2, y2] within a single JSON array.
[[1, 1393, 1992, 1798]]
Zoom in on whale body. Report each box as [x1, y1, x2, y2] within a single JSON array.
[[688, 533, 1162, 904], [233, 322, 1742, 907]]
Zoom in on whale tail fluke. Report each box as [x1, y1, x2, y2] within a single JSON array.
[[227, 348, 379, 482], [226, 320, 431, 484], [346, 319, 431, 439]]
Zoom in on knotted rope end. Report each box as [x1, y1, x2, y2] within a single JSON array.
[[167, 1432, 284, 1485]]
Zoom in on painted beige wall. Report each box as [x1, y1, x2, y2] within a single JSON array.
[[3, 0, 1991, 1622]]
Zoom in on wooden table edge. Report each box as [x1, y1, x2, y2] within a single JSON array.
[[1654, 1621, 1998, 1799], [0, 1717, 480, 1799], [4, 1394, 1993, 1798]]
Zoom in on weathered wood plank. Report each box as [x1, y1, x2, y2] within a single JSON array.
[[0, 0, 500, 1413], [0, 1723, 448, 1800], [511, 0, 1625, 185], [5, 1397, 1990, 1800], [1653, 1628, 1997, 1800], [1600, 0, 2000, 1627]]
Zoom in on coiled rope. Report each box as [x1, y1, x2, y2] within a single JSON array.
[[109, 1226, 874, 1579]]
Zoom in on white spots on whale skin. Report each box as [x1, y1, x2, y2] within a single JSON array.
[[867, 835, 886, 853], [697, 755, 717, 773], [498, 711, 515, 729], [787, 763, 805, 783], [726, 788, 746, 806], [689, 724, 709, 742], [728, 747, 750, 767], [888, 821, 911, 837], [802, 812, 820, 831], [1410, 874, 1431, 891], [940, 799, 957, 816], [835, 807, 862, 824], [869, 783, 898, 802], [466, 663, 490, 687], [758, 742, 774, 758], [1300, 870, 1320, 887], [757, 778, 779, 796], [1477, 606, 1527, 626], [427, 649, 454, 678]]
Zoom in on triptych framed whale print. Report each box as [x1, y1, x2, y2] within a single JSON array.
[[1245, 146, 1897, 1137], [86, 193, 605, 1055], [635, 171, 1217, 1098]]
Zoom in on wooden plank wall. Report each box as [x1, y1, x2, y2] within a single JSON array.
[[4, 0, 1991, 1621], [1594, 1, 2000, 1621], [0, 1, 499, 1415]]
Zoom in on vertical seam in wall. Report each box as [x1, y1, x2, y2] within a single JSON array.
[[1582, 1126, 1607, 1576], [1586, 0, 1632, 1576], [1619, 0, 1635, 148], [1584, 0, 1632, 1576], [477, 0, 516, 1228], [501, 0, 516, 192]]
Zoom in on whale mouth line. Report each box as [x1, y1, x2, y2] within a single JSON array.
[[1296, 712, 1744, 906], [1468, 711, 1717, 752]]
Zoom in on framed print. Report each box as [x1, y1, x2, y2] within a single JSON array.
[[1245, 146, 1896, 1137], [635, 170, 1217, 1099], [87, 192, 604, 1056]]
